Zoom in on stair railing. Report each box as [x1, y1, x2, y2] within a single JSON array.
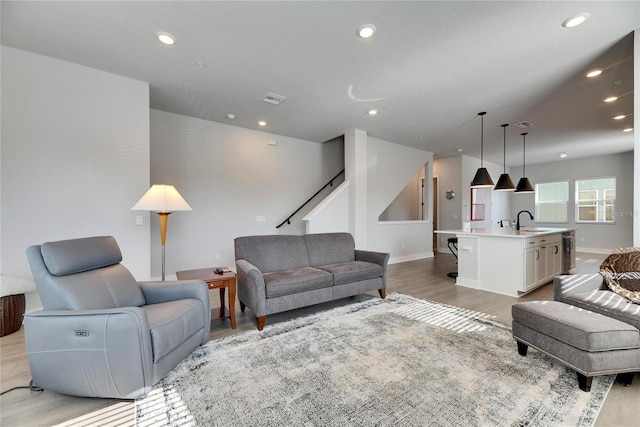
[[276, 169, 345, 228]]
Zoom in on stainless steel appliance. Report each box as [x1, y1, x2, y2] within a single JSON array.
[[562, 231, 576, 274]]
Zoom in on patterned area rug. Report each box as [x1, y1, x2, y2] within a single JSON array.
[[136, 294, 613, 426]]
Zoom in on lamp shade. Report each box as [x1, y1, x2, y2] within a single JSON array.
[[494, 173, 516, 191], [515, 177, 534, 193], [471, 167, 494, 188], [131, 185, 192, 212]]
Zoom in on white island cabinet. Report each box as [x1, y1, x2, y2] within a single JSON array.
[[436, 228, 574, 297]]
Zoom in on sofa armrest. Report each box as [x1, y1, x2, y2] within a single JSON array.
[[24, 307, 154, 398], [139, 280, 208, 304], [355, 250, 390, 287], [235, 259, 267, 317], [355, 249, 390, 267], [139, 280, 211, 344], [553, 273, 606, 301]]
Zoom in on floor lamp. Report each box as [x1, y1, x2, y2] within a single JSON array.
[[132, 185, 192, 280]]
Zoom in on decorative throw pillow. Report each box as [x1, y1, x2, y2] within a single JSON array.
[[599, 247, 640, 304]]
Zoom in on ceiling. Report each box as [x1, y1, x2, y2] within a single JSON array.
[[1, 1, 637, 167]]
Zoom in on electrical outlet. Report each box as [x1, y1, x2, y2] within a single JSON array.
[[256, 216, 266, 222], [135, 215, 144, 225], [215, 253, 221, 260]]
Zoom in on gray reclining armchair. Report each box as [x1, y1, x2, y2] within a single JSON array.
[[24, 236, 211, 399]]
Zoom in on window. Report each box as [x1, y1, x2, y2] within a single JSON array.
[[470, 188, 486, 221], [535, 181, 568, 222], [575, 177, 616, 223]]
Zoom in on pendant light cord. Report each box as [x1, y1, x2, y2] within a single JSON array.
[[502, 124, 508, 173], [478, 112, 487, 166], [521, 132, 528, 176]]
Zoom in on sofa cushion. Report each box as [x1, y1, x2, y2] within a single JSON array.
[[144, 299, 205, 362], [302, 233, 355, 266], [235, 235, 310, 273], [600, 247, 640, 304], [316, 261, 383, 285], [263, 267, 333, 298], [561, 290, 640, 331]]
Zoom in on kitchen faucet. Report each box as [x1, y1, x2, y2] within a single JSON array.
[[516, 210, 534, 230]]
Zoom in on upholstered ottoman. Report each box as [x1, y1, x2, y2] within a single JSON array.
[[512, 301, 640, 392]]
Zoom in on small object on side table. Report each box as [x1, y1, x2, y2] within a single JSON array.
[[176, 267, 237, 329]]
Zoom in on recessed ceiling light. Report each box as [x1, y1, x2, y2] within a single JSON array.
[[604, 96, 618, 103], [357, 24, 376, 39], [585, 69, 602, 78], [156, 31, 176, 46], [623, 128, 633, 132], [226, 113, 236, 120], [562, 12, 590, 28], [258, 120, 267, 127], [367, 109, 378, 116], [457, 148, 464, 153], [558, 152, 568, 158], [613, 115, 626, 120]]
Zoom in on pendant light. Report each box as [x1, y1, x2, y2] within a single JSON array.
[[470, 112, 494, 188], [515, 132, 534, 193], [494, 124, 516, 191]]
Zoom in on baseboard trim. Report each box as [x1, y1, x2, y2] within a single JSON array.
[[389, 252, 434, 265], [576, 247, 615, 255]]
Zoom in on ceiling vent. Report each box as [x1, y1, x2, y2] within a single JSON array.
[[261, 92, 287, 105], [514, 121, 533, 129]]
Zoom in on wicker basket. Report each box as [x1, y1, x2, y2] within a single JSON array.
[[0, 294, 26, 336]]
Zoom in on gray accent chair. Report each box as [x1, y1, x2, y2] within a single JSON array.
[[24, 236, 211, 399], [554, 273, 640, 330], [235, 232, 389, 331]]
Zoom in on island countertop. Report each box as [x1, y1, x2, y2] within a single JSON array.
[[435, 227, 576, 297], [436, 227, 575, 239]]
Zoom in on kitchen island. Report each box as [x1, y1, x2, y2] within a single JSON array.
[[436, 227, 575, 297]]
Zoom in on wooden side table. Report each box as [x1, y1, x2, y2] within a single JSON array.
[[175, 268, 237, 329]]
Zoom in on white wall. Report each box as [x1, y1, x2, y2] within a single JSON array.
[[433, 156, 463, 252], [510, 152, 634, 253], [367, 137, 434, 263], [303, 181, 349, 234], [1, 47, 151, 310], [149, 109, 345, 278], [378, 167, 424, 221]]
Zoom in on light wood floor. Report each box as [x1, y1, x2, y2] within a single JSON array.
[[1, 252, 638, 426]]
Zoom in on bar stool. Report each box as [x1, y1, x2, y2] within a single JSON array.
[[447, 237, 458, 278]]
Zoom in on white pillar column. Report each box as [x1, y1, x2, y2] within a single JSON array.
[[634, 29, 640, 246], [344, 128, 368, 248]]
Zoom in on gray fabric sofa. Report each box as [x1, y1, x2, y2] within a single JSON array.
[[25, 236, 211, 399], [234, 232, 389, 330], [554, 273, 640, 330]]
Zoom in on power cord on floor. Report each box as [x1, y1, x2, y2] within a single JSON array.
[[0, 379, 43, 396]]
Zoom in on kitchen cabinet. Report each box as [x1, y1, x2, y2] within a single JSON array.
[[524, 234, 563, 291], [436, 227, 575, 298]]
